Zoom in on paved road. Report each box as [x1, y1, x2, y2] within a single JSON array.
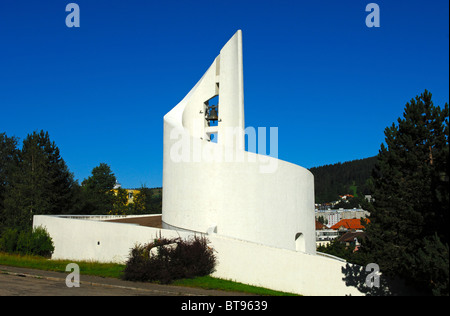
[[0, 265, 251, 296]]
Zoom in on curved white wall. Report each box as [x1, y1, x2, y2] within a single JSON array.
[[162, 30, 316, 254], [33, 215, 364, 296]]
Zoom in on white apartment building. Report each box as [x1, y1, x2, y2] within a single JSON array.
[[315, 208, 370, 227]]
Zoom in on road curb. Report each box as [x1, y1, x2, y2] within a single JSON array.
[[0, 265, 251, 296]]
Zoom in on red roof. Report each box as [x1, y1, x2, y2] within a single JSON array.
[[331, 218, 369, 230], [315, 220, 325, 230]]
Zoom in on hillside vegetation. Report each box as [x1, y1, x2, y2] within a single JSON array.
[[309, 156, 377, 203]]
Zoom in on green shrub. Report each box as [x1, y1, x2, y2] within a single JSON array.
[[0, 226, 54, 258], [0, 228, 19, 253], [123, 236, 216, 284], [16, 230, 32, 255], [29, 226, 54, 258]]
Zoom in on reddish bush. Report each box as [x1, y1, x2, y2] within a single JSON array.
[[123, 236, 216, 284]]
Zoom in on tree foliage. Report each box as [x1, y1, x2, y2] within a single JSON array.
[[0, 225, 54, 258], [362, 90, 449, 295], [310, 157, 377, 203], [80, 163, 117, 215], [111, 187, 129, 215], [0, 129, 164, 263], [2, 131, 75, 230], [133, 187, 162, 214], [0, 133, 19, 227]]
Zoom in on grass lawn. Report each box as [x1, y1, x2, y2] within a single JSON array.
[[0, 252, 298, 296], [0, 252, 125, 278]]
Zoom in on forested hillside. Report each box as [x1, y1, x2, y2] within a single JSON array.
[[309, 156, 377, 203]]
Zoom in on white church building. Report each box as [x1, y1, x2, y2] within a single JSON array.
[[33, 31, 368, 296]]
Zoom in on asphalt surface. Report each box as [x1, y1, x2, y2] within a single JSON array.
[[0, 265, 252, 296]]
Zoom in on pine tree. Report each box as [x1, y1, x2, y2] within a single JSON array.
[[0, 133, 20, 231], [362, 90, 449, 295], [3, 131, 76, 230]]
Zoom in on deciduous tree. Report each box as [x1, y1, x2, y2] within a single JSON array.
[[81, 163, 117, 214]]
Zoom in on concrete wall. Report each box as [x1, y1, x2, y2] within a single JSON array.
[[208, 234, 363, 296], [33, 215, 187, 263], [33, 215, 364, 296]]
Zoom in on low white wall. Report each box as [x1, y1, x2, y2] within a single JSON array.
[[33, 215, 191, 263], [33, 215, 364, 296], [208, 234, 363, 296]]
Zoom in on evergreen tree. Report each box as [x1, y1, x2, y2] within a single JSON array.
[[146, 187, 162, 214], [81, 163, 116, 214], [132, 187, 148, 215], [310, 156, 377, 203], [0, 133, 20, 231], [3, 131, 76, 230], [362, 90, 449, 295]]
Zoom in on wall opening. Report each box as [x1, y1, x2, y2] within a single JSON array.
[[209, 132, 218, 143], [205, 95, 219, 127], [295, 233, 305, 252]]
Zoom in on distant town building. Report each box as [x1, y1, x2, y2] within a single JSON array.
[[113, 181, 140, 205], [330, 218, 370, 232], [315, 216, 370, 250], [339, 194, 354, 200], [337, 231, 367, 252], [315, 220, 340, 248], [315, 208, 370, 227]]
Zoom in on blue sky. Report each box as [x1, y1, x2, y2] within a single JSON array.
[[0, 0, 448, 188]]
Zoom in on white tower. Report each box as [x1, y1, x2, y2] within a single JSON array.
[[162, 30, 316, 254]]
